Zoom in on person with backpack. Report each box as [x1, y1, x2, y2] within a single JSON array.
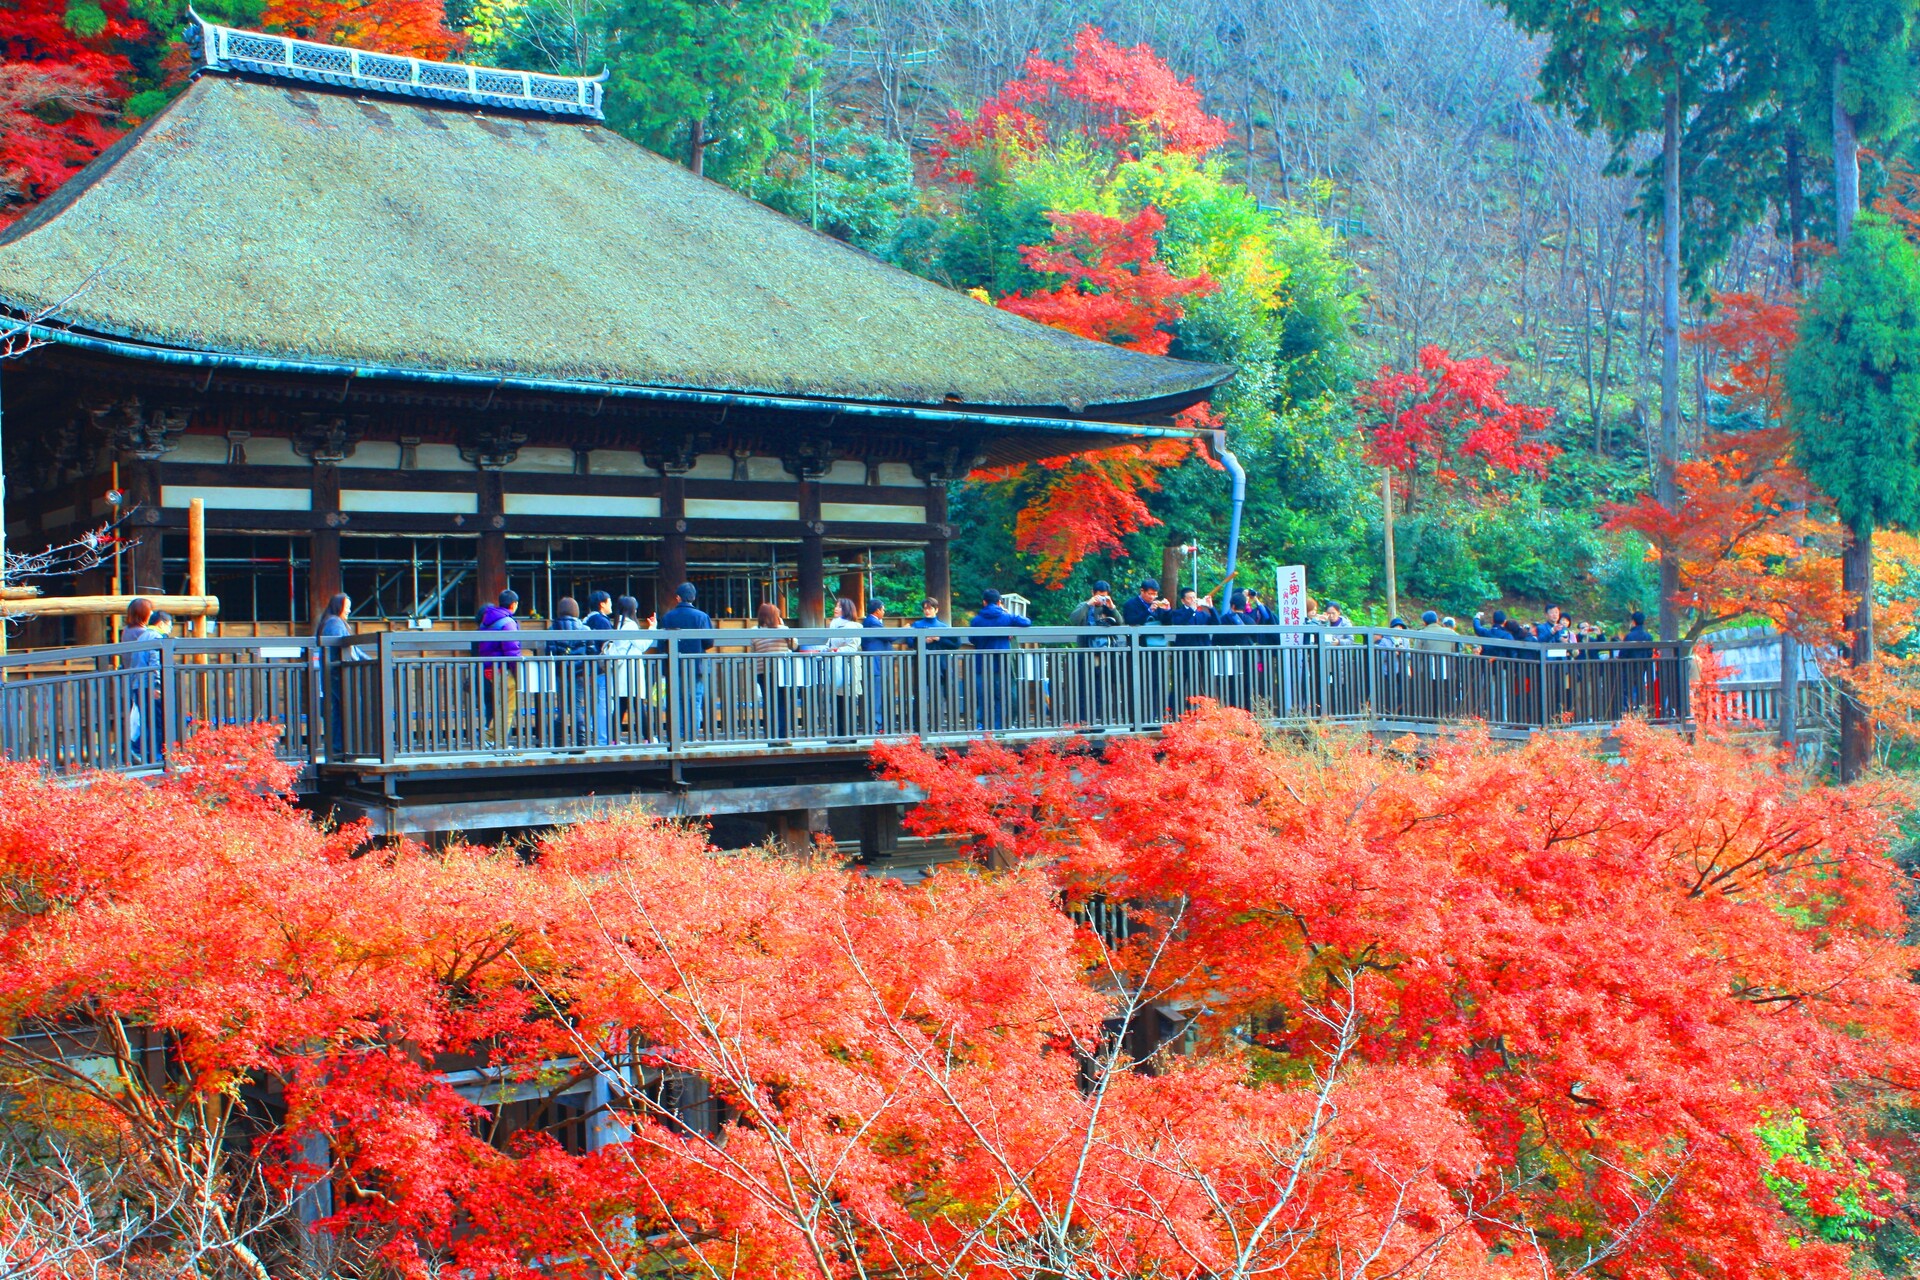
[[477, 589, 523, 747]]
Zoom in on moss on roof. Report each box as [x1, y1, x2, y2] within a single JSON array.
[[0, 76, 1231, 414]]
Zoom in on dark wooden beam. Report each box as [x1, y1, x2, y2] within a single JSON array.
[[658, 474, 687, 601], [925, 483, 951, 620], [333, 779, 925, 835], [477, 472, 506, 604], [798, 479, 824, 626], [309, 464, 341, 625]]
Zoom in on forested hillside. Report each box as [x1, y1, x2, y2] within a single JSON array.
[[0, 0, 1861, 624]]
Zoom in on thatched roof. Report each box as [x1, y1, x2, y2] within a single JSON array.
[[0, 70, 1231, 417]]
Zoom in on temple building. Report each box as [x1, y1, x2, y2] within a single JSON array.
[[0, 19, 1230, 642]]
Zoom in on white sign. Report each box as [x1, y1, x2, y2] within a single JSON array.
[[1275, 565, 1308, 626]]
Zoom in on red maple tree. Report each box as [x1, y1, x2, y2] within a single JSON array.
[[1605, 293, 1848, 642], [9, 719, 1920, 1275], [996, 206, 1217, 355], [260, 0, 464, 59], [0, 0, 145, 220], [973, 402, 1223, 589], [932, 24, 1230, 180], [878, 706, 1920, 1279], [1353, 345, 1556, 506]]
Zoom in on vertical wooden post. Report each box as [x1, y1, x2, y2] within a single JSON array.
[[477, 471, 506, 607], [798, 478, 825, 627], [124, 456, 162, 594], [924, 483, 951, 621], [659, 474, 688, 604], [110, 462, 123, 643], [187, 498, 207, 638], [308, 467, 341, 628]]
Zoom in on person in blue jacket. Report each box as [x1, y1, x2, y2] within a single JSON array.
[[860, 599, 898, 731], [968, 589, 1031, 730], [659, 583, 713, 733]]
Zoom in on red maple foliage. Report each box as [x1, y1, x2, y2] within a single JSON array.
[[933, 24, 1230, 178], [1353, 345, 1557, 494], [997, 207, 1217, 355], [1605, 293, 1847, 642], [9, 720, 1920, 1275], [0, 0, 145, 220], [261, 0, 463, 58], [973, 402, 1223, 588], [879, 706, 1920, 1280]]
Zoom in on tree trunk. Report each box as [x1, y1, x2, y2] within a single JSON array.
[[689, 117, 707, 177], [1840, 526, 1875, 781], [1381, 468, 1398, 622], [1657, 85, 1683, 645], [1161, 540, 1182, 603], [1785, 126, 1806, 285], [1833, 55, 1859, 248]]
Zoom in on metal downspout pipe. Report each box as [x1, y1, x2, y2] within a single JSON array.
[[1212, 430, 1246, 610]]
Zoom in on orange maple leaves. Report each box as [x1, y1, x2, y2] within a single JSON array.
[[974, 404, 1224, 588], [1605, 293, 1847, 643]]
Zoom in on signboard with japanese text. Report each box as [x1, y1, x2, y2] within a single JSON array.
[[1276, 565, 1307, 627]]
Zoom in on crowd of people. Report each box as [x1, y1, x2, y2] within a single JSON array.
[[86, 581, 1679, 762]]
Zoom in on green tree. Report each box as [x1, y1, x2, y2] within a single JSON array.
[[1491, 0, 1727, 643], [478, 0, 830, 181], [1785, 213, 1920, 779]]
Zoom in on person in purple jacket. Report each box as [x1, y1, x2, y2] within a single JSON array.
[[477, 589, 522, 745]]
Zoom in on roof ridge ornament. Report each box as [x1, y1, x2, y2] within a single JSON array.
[[184, 11, 606, 119]]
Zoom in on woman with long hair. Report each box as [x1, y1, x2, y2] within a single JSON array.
[[826, 597, 863, 738], [607, 595, 653, 740], [750, 601, 795, 742]]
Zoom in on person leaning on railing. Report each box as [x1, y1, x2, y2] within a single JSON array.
[[969, 589, 1031, 732], [1069, 581, 1124, 723], [750, 602, 796, 743], [661, 583, 714, 736], [122, 596, 162, 761]]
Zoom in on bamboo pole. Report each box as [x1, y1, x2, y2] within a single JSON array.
[[1381, 468, 1399, 623], [0, 586, 42, 601], [0, 594, 220, 619]]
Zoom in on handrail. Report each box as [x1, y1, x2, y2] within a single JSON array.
[[0, 626, 1696, 783]]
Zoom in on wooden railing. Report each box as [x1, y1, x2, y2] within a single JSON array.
[[0, 626, 1693, 781]]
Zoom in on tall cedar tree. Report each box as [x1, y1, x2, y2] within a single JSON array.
[[600, 0, 828, 180], [1491, 0, 1726, 644], [1786, 212, 1920, 779]]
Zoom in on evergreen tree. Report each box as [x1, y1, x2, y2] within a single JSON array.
[[600, 0, 829, 180], [1785, 213, 1920, 778]]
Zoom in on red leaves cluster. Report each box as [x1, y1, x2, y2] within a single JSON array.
[[9, 717, 1920, 1275], [1605, 293, 1847, 642], [933, 24, 1230, 178], [0, 0, 144, 219], [879, 707, 1920, 1278], [1354, 344, 1557, 484], [259, 0, 464, 60], [997, 207, 1217, 355], [974, 406, 1222, 588]]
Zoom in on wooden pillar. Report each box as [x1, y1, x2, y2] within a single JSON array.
[[840, 568, 865, 614], [477, 471, 506, 606], [123, 455, 163, 594], [858, 804, 901, 860], [798, 479, 825, 626], [659, 474, 688, 602], [308, 466, 341, 626], [924, 483, 951, 620]]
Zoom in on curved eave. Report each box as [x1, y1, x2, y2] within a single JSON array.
[[12, 323, 1221, 446]]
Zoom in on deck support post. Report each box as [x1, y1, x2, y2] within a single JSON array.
[[309, 466, 341, 628], [924, 484, 951, 620], [477, 471, 506, 605]]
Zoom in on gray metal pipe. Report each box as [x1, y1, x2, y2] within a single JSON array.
[[1212, 430, 1246, 608]]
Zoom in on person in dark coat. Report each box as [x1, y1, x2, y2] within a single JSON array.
[[1621, 610, 1657, 713], [860, 600, 897, 731], [659, 583, 713, 732], [477, 589, 522, 746], [969, 589, 1031, 730], [1168, 587, 1218, 646]]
